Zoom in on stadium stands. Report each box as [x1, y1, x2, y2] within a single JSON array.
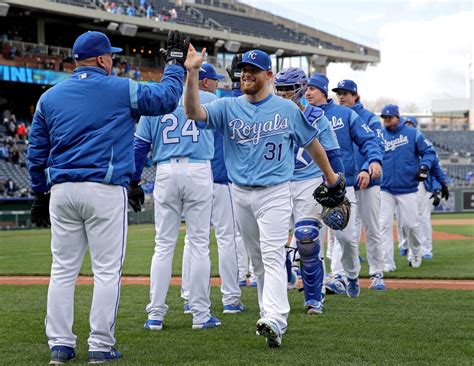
[[424, 131, 474, 157]]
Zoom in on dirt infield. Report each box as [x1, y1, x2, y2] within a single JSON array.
[[432, 219, 474, 225], [1, 276, 473, 290]]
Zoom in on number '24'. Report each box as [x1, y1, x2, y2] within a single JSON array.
[[161, 113, 200, 144]]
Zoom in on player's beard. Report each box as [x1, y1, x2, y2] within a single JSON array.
[[241, 77, 266, 95]]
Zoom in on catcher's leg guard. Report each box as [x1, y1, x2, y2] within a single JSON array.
[[295, 218, 324, 303]]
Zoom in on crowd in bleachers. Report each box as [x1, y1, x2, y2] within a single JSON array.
[[100, 0, 178, 22]]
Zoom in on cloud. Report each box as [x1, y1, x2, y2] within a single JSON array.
[[327, 10, 473, 110], [356, 13, 384, 23]]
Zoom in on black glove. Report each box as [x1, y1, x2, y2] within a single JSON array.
[[416, 165, 429, 181], [128, 181, 145, 213], [226, 53, 242, 89], [159, 30, 190, 66], [313, 173, 346, 208], [31, 192, 51, 228], [440, 183, 449, 201], [430, 190, 441, 207]]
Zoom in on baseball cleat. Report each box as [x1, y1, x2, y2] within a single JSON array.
[[422, 253, 433, 260], [238, 280, 248, 287], [383, 265, 396, 273], [88, 347, 122, 364], [369, 273, 386, 291], [305, 300, 323, 315], [325, 275, 347, 295], [49, 346, 76, 364], [347, 277, 361, 298], [183, 301, 192, 314], [409, 255, 422, 268], [192, 315, 221, 329], [399, 248, 408, 257], [256, 318, 282, 348], [144, 319, 163, 331], [249, 281, 257, 287], [287, 267, 298, 290], [223, 301, 246, 314]]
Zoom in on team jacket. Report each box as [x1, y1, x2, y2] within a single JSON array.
[[317, 100, 382, 187], [351, 102, 385, 188], [381, 122, 436, 194], [424, 159, 447, 193], [28, 65, 184, 193]]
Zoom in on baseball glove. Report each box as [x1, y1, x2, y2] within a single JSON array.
[[127, 181, 145, 213], [321, 197, 351, 230], [313, 173, 346, 208], [159, 30, 190, 66], [31, 192, 51, 228]]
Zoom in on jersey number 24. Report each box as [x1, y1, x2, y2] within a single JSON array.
[[161, 114, 200, 144]]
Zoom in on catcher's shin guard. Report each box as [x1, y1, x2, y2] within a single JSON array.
[[295, 218, 324, 302]]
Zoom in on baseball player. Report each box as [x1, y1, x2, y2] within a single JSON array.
[[379, 105, 437, 269], [305, 73, 383, 298], [333, 79, 386, 290], [273, 67, 344, 314], [130, 68, 219, 330], [180, 63, 245, 314], [398, 117, 449, 259], [184, 46, 346, 347], [28, 30, 186, 364]]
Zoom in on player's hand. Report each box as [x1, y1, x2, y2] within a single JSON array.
[[368, 161, 382, 179], [159, 30, 190, 66], [313, 173, 346, 208], [128, 181, 145, 213], [416, 165, 429, 181], [226, 54, 242, 82], [184, 43, 206, 71], [31, 192, 51, 228], [440, 183, 449, 200], [357, 171, 370, 190], [430, 190, 441, 207]]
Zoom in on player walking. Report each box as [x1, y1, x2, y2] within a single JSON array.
[[305, 74, 382, 298], [333, 79, 386, 290], [184, 46, 346, 348], [29, 30, 186, 364], [273, 67, 344, 314], [379, 105, 437, 269], [180, 63, 245, 314]]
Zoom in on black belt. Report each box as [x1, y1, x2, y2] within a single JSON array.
[[237, 185, 266, 190]]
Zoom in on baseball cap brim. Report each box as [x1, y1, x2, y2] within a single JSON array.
[[213, 74, 225, 80], [236, 60, 267, 71], [332, 87, 353, 93], [110, 46, 123, 53]]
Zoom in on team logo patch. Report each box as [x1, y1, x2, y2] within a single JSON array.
[[229, 113, 289, 145], [331, 116, 344, 130], [385, 135, 409, 151]]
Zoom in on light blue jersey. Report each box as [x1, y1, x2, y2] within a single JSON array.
[[292, 111, 339, 181], [135, 90, 216, 162], [203, 94, 319, 186]]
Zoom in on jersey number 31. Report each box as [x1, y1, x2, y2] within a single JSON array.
[[161, 114, 200, 144]]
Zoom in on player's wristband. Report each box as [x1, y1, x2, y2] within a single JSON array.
[[231, 81, 241, 90]]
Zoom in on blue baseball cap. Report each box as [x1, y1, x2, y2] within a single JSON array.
[[236, 50, 272, 71], [332, 79, 358, 93], [404, 116, 418, 127], [381, 104, 400, 118], [199, 64, 225, 80], [73, 31, 122, 61], [307, 73, 329, 96]]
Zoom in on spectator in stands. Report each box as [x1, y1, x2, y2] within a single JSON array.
[[2, 42, 12, 59], [139, 0, 147, 15], [146, 4, 154, 18], [134, 67, 141, 81], [117, 4, 124, 14], [126, 3, 137, 16], [160, 9, 170, 21], [7, 119, 17, 138], [17, 123, 27, 141], [0, 145, 9, 161], [170, 8, 178, 21], [10, 144, 19, 164], [5, 178, 18, 197]]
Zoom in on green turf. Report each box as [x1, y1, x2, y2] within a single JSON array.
[[0, 285, 473, 365], [1, 223, 474, 279], [431, 212, 474, 220], [432, 224, 474, 237]]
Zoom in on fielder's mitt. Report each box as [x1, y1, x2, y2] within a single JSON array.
[[322, 197, 351, 230], [313, 173, 346, 208]]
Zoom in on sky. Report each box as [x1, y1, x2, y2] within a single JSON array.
[[240, 0, 473, 111]]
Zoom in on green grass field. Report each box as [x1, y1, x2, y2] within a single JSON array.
[[1, 285, 473, 365], [0, 213, 473, 279]]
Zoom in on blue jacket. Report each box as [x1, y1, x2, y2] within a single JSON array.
[[381, 122, 436, 194], [317, 100, 382, 187], [351, 102, 385, 188], [424, 159, 447, 192], [28, 65, 184, 193], [211, 129, 229, 184]]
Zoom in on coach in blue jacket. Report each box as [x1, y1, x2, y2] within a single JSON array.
[[379, 105, 436, 271], [28, 30, 187, 364]]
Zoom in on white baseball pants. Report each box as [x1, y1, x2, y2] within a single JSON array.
[[236, 229, 256, 283], [231, 182, 292, 332], [46, 182, 127, 352], [146, 159, 213, 326], [380, 191, 423, 270], [182, 182, 241, 306]]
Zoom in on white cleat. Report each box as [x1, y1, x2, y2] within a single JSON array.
[[409, 255, 422, 268], [256, 318, 282, 348]]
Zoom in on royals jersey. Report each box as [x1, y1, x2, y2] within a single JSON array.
[[203, 94, 319, 187], [292, 106, 339, 181], [135, 90, 216, 162]]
